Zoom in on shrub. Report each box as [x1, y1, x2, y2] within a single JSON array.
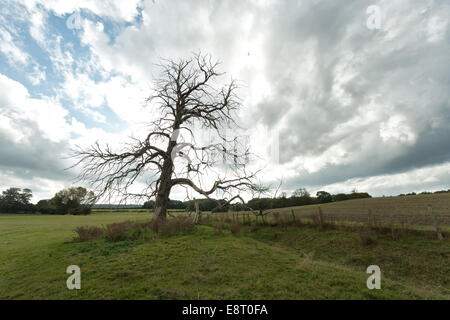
[[229, 221, 242, 234], [74, 226, 104, 242], [213, 222, 224, 235], [310, 213, 323, 231], [249, 223, 258, 233], [105, 221, 136, 242], [358, 225, 376, 246], [74, 216, 195, 243], [153, 216, 194, 237]]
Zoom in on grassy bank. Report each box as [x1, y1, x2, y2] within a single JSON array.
[[1, 212, 449, 299]]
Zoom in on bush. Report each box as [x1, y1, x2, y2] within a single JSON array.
[[358, 225, 376, 246], [213, 222, 224, 235], [229, 221, 242, 234], [158, 216, 194, 237], [74, 217, 195, 243], [74, 226, 104, 242], [310, 213, 324, 231], [105, 221, 136, 242]]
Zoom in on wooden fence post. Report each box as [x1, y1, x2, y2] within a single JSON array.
[[428, 205, 443, 240], [368, 209, 374, 228], [291, 209, 296, 221], [318, 207, 324, 225]]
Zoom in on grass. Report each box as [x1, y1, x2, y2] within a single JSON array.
[[246, 225, 450, 297], [0, 211, 449, 299]]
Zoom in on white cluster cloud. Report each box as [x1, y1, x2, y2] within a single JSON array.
[[20, 0, 143, 22], [0, 74, 70, 143]]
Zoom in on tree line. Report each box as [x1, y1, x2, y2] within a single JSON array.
[[3, 186, 448, 215], [0, 187, 95, 215], [142, 188, 373, 212]]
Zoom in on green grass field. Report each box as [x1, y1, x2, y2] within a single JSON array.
[[1, 205, 449, 299]]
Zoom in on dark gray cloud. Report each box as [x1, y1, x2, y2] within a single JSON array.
[[248, 0, 450, 193], [0, 123, 72, 181]]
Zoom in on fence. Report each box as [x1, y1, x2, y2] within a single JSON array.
[[197, 204, 448, 240]]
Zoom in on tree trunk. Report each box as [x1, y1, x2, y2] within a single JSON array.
[[154, 188, 170, 220], [154, 153, 175, 220], [153, 134, 180, 220]]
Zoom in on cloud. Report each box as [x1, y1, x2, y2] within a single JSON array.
[[19, 0, 143, 22], [0, 74, 72, 200], [246, 0, 450, 194], [0, 26, 46, 85], [0, 73, 129, 200], [0, 0, 449, 202], [0, 27, 30, 65]]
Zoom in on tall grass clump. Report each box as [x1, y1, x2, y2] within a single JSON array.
[[357, 223, 377, 246], [229, 221, 242, 234], [73, 226, 104, 242], [73, 216, 195, 243]]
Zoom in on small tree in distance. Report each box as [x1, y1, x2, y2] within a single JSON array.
[[37, 187, 96, 215], [292, 188, 310, 198], [0, 188, 34, 213], [316, 191, 332, 203], [52, 187, 96, 215], [72, 52, 265, 220]]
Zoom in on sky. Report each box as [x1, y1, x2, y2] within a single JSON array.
[[0, 0, 449, 203]]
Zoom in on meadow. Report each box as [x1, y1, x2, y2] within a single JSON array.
[[0, 193, 449, 300]]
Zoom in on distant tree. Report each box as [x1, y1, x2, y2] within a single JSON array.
[[0, 188, 35, 213], [167, 199, 186, 210], [316, 191, 332, 203], [184, 198, 227, 212], [332, 193, 349, 202], [332, 191, 371, 202], [52, 187, 96, 215], [143, 200, 155, 210], [247, 198, 272, 210], [211, 200, 230, 212], [36, 199, 57, 214], [229, 202, 246, 212], [291, 188, 312, 206], [347, 192, 372, 200], [292, 188, 310, 198]]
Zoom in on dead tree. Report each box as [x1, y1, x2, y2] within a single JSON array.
[[71, 52, 265, 220]]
